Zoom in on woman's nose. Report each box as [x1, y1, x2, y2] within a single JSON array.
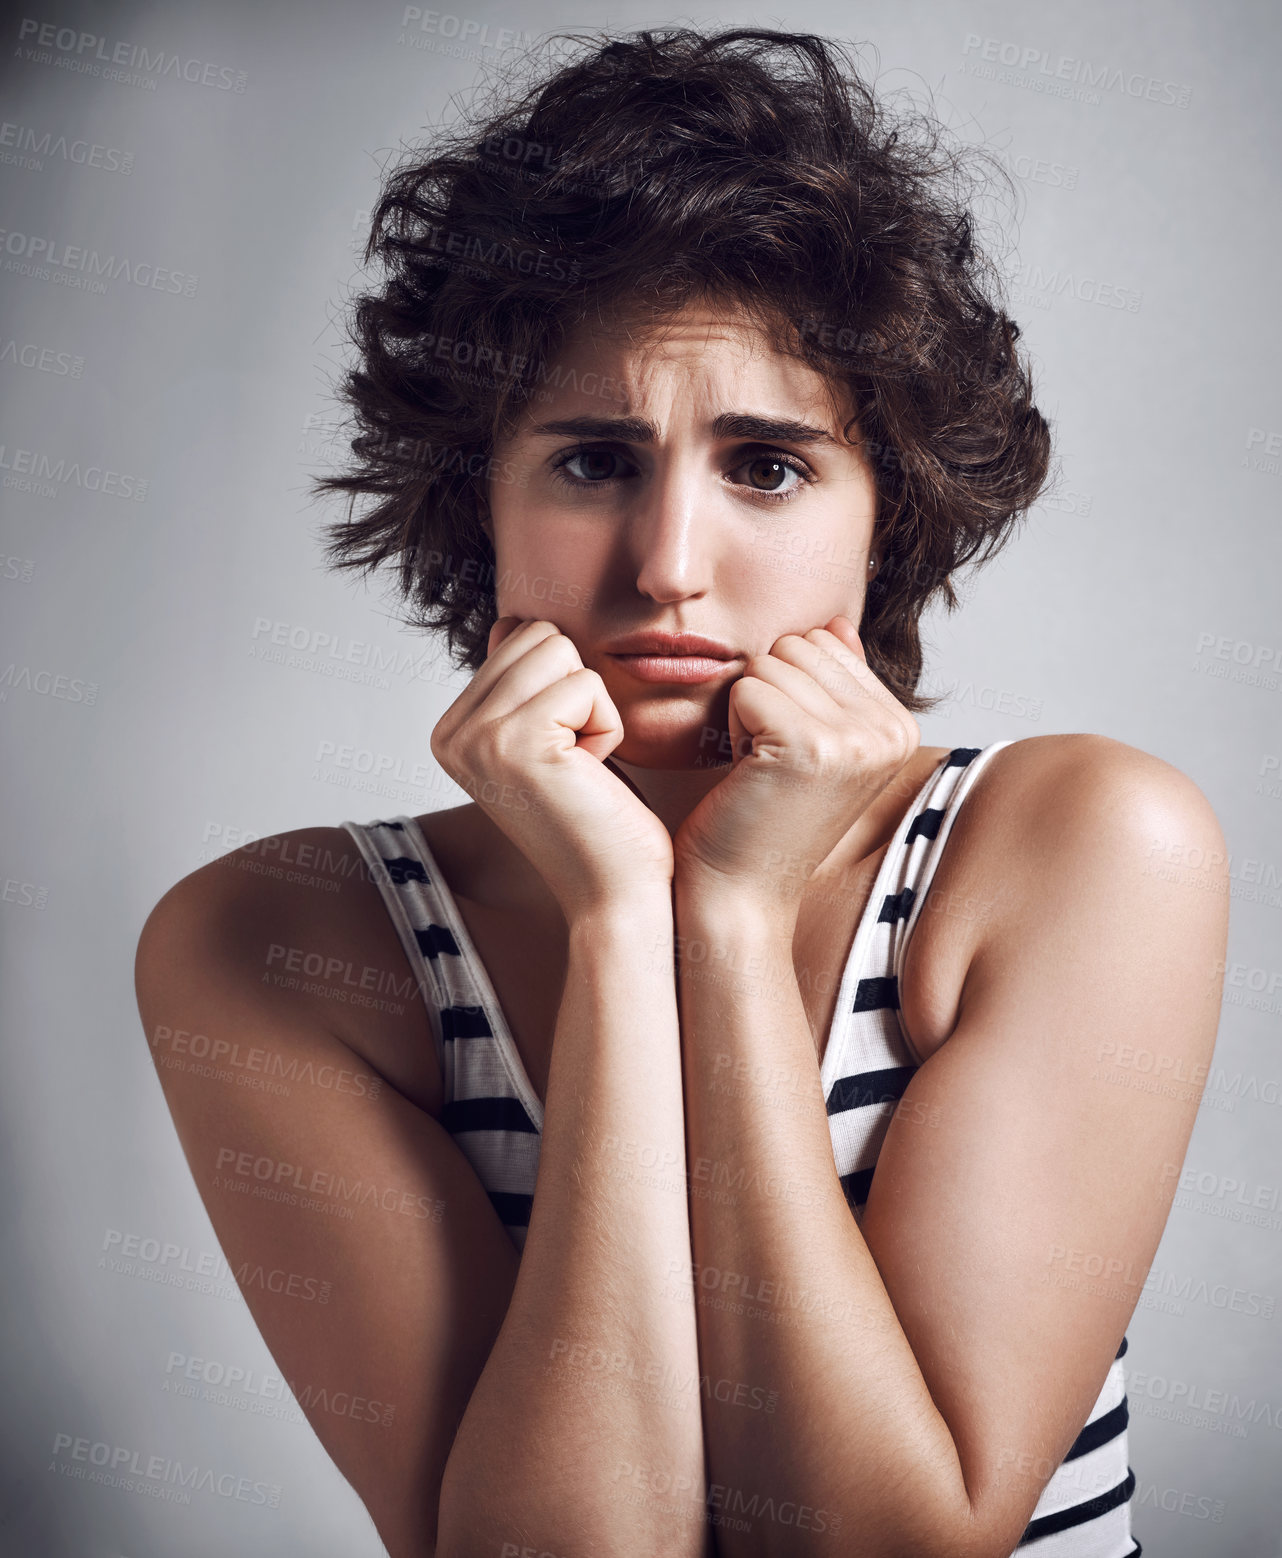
[[629, 465, 715, 602]]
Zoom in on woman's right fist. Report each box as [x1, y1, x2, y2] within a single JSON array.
[[429, 619, 675, 920]]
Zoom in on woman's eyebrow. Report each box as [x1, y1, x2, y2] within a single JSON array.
[[525, 411, 842, 446]]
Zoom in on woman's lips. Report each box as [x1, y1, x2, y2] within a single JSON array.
[[607, 653, 739, 685]]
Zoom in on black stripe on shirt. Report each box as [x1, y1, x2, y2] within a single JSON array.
[[488, 1189, 533, 1226], [852, 975, 899, 1013], [440, 1004, 495, 1041], [878, 886, 915, 924], [840, 1166, 875, 1208], [946, 748, 982, 768], [381, 855, 428, 886], [1064, 1397, 1128, 1462], [441, 1096, 538, 1135], [414, 923, 460, 960], [827, 1065, 915, 1116], [905, 807, 945, 845], [1017, 1468, 1136, 1545]]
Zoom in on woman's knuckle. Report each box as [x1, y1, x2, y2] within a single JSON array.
[[430, 721, 455, 763], [803, 732, 838, 772], [889, 719, 917, 767]]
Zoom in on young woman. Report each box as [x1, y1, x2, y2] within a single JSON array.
[[135, 27, 1228, 1558]]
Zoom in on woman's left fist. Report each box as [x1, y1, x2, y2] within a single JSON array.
[[672, 615, 920, 910]]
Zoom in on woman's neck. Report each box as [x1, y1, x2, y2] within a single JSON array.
[[602, 754, 729, 839], [434, 745, 947, 916]]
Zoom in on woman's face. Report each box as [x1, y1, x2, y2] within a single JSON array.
[[483, 299, 880, 768]]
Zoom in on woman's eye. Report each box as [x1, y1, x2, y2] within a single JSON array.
[[556, 448, 625, 483], [551, 446, 811, 498], [734, 455, 807, 496]]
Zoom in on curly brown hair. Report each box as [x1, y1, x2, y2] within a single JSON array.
[[313, 25, 1051, 712]]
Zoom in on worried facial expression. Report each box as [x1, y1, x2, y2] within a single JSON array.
[[482, 300, 881, 767]]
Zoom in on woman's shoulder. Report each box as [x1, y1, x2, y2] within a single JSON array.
[[900, 733, 1227, 1059], [962, 732, 1221, 842], [936, 731, 1227, 952], [140, 822, 383, 952], [135, 821, 441, 1111]]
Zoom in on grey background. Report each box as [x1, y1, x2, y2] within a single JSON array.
[[2, 0, 1279, 1552]]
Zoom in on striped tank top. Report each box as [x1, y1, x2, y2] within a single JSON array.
[[342, 740, 1139, 1557]]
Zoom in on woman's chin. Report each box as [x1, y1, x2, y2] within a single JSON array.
[[595, 673, 735, 767], [610, 721, 732, 770]]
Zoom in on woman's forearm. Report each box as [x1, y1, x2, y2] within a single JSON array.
[[438, 890, 710, 1558], [674, 885, 970, 1558]]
